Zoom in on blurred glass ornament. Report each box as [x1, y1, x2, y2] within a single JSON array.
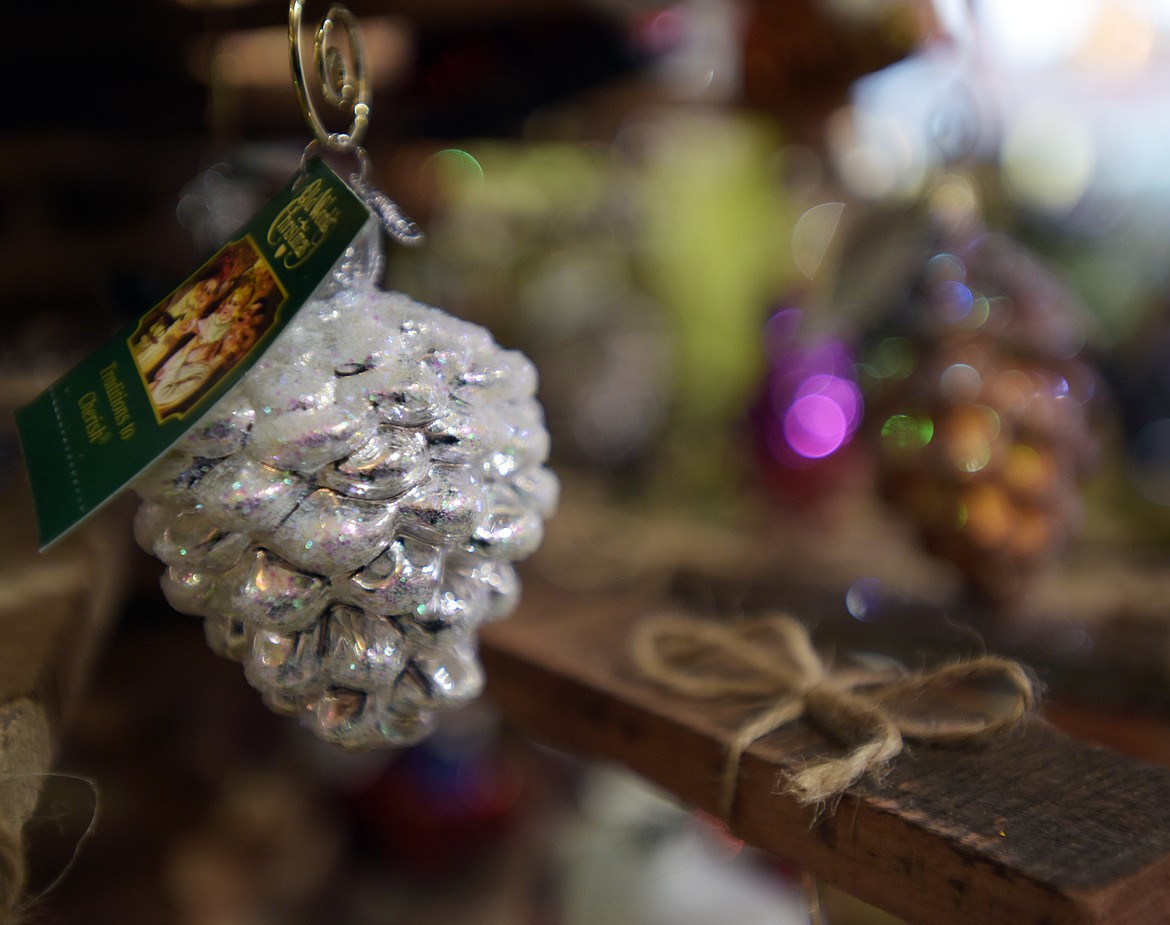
[[133, 220, 557, 747], [862, 222, 1101, 604], [393, 143, 674, 469], [635, 110, 790, 429], [342, 712, 526, 879], [749, 307, 869, 509]]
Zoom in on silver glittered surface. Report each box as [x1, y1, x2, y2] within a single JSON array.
[[134, 226, 557, 748]]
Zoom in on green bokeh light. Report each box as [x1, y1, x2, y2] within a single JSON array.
[[881, 412, 933, 451], [429, 148, 485, 192]]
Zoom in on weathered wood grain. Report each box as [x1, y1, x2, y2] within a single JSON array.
[[481, 577, 1170, 925]]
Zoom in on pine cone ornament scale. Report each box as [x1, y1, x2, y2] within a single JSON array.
[[133, 233, 557, 747]]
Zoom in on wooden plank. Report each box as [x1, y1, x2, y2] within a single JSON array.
[[480, 577, 1170, 925]]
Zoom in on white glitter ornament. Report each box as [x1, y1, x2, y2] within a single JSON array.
[[133, 221, 557, 747]]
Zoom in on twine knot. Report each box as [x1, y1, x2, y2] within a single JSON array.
[[630, 613, 1037, 822]]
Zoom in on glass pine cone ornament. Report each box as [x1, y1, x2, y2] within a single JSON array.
[[865, 232, 1099, 603], [132, 224, 557, 747]]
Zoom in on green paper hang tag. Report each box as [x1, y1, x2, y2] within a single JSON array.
[[16, 157, 372, 549]]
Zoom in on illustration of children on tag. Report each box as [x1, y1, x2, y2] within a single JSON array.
[[130, 239, 283, 419]]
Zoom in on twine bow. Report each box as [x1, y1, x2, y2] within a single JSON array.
[[630, 613, 1037, 822]]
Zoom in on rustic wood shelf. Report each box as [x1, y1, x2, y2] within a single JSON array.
[[481, 576, 1170, 925]]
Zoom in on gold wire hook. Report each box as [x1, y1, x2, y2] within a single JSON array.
[[289, 1, 370, 153]]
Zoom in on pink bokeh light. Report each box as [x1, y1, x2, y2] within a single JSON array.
[[754, 307, 865, 471], [784, 392, 849, 458]]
